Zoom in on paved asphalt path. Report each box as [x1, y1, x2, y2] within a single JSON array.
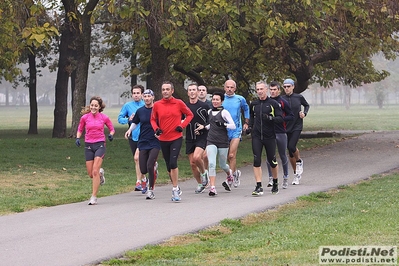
[[1, 131, 398, 266]]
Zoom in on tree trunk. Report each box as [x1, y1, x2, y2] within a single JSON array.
[[144, 2, 187, 101], [52, 18, 73, 138], [28, 52, 38, 134], [5, 87, 9, 106], [130, 51, 137, 86], [69, 9, 95, 138], [54, 0, 99, 138]]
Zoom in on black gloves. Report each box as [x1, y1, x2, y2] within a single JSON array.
[[75, 138, 81, 147], [155, 128, 163, 136], [175, 126, 183, 132], [215, 121, 226, 127], [108, 134, 113, 141], [262, 113, 273, 121]]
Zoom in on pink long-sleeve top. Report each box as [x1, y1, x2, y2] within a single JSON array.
[[77, 112, 115, 143]]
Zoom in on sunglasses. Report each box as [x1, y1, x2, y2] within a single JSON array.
[[283, 85, 292, 88]]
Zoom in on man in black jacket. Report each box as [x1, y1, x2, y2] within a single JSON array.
[[282, 78, 310, 185]]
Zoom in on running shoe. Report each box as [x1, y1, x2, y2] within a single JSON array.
[[99, 168, 105, 185], [195, 184, 206, 194], [209, 186, 217, 196], [146, 190, 155, 200], [271, 183, 279, 194], [222, 178, 232, 191], [134, 181, 142, 191], [88, 196, 97, 205], [201, 170, 209, 187], [267, 176, 273, 187], [233, 170, 241, 188], [282, 178, 289, 189], [292, 174, 301, 185], [252, 186, 264, 196], [141, 176, 147, 189], [227, 173, 234, 186], [141, 186, 148, 194], [171, 188, 181, 202], [296, 159, 303, 175]]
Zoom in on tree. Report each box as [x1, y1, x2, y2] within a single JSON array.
[[0, 0, 23, 82], [1, 0, 58, 134], [52, 0, 101, 138], [20, 2, 59, 134], [114, 1, 399, 96]]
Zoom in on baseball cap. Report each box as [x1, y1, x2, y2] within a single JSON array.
[[283, 78, 295, 86], [143, 89, 154, 96]]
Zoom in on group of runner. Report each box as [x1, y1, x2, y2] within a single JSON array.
[[76, 78, 309, 205]]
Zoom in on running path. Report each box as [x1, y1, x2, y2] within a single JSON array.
[[0, 131, 398, 266]]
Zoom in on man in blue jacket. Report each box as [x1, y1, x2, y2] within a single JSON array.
[[118, 84, 146, 191], [222, 79, 250, 191]]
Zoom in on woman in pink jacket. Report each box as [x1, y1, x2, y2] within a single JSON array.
[[76, 96, 115, 205]]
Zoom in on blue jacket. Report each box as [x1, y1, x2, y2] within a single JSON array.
[[118, 100, 145, 141]]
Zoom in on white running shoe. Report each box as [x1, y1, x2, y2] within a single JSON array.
[[146, 190, 155, 200], [99, 168, 105, 185], [171, 188, 181, 202], [233, 170, 241, 188], [209, 186, 217, 196], [267, 176, 273, 187], [282, 178, 289, 189], [201, 170, 209, 187], [296, 159, 303, 175], [195, 184, 206, 194], [88, 196, 97, 205], [292, 174, 301, 185]]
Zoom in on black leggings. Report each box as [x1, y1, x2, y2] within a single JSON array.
[[139, 148, 160, 190], [252, 137, 277, 168], [287, 130, 301, 157], [160, 137, 183, 172], [128, 139, 138, 156]]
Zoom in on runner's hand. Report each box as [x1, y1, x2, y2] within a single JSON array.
[[155, 128, 163, 136], [75, 138, 81, 147], [262, 114, 273, 121], [215, 121, 226, 127]]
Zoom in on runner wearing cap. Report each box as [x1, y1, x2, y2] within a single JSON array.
[[125, 89, 160, 200], [281, 78, 310, 185]]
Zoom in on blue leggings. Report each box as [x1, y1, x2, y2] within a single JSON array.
[[206, 144, 230, 176]]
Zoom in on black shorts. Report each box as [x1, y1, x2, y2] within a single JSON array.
[[84, 142, 106, 161], [186, 137, 207, 154]]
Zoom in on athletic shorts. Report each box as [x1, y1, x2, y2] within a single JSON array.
[[227, 128, 242, 141], [84, 142, 106, 161], [185, 137, 207, 154]]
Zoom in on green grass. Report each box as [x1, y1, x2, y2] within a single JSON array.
[[304, 105, 399, 131], [103, 172, 399, 265]]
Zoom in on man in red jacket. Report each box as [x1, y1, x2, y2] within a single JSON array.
[[151, 81, 194, 201]]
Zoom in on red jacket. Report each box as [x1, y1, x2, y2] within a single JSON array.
[[151, 97, 193, 141]]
